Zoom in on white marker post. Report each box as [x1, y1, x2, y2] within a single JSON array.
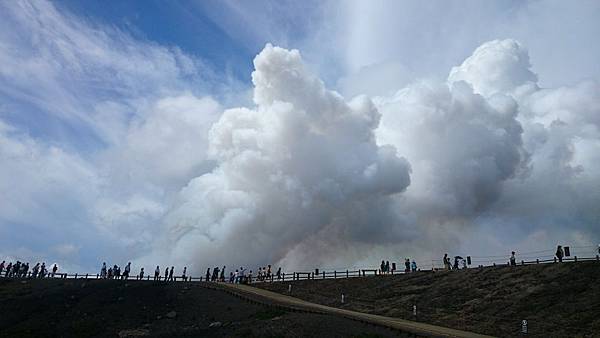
[[341, 293, 345, 304], [521, 320, 528, 334], [288, 284, 292, 293], [413, 305, 417, 317]]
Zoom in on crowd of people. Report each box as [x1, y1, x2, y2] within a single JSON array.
[[0, 260, 58, 278]]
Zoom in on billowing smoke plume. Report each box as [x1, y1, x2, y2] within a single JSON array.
[[162, 45, 411, 271], [151, 39, 600, 271]]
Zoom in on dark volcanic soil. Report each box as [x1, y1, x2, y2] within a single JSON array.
[[258, 261, 600, 337], [0, 278, 400, 338]]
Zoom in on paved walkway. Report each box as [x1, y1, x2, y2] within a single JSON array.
[[214, 283, 495, 338]]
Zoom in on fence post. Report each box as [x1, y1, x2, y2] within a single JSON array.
[[323, 271, 325, 279], [85, 273, 88, 279], [596, 255, 599, 261], [74, 273, 78, 279], [521, 260, 524, 265], [554, 257, 557, 263], [346, 269, 349, 278], [575, 256, 578, 262], [334, 271, 337, 279]]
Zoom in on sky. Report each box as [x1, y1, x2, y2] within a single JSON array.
[[1, 0, 599, 275]]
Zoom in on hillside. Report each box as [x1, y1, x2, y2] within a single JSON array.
[[0, 278, 400, 338], [258, 261, 600, 337]]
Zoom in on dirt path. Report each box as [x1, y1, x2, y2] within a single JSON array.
[[217, 282, 494, 338]]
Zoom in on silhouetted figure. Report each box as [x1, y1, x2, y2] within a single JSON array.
[[108, 267, 113, 279], [411, 260, 417, 272], [229, 272, 234, 283], [380, 260, 385, 274], [139, 267, 144, 280], [101, 262, 107, 278], [556, 245, 564, 263], [404, 258, 410, 273], [220, 266, 225, 282], [5, 262, 12, 277], [164, 267, 168, 281], [182, 267, 187, 281], [443, 253, 450, 270], [276, 267, 281, 281], [510, 251, 517, 266], [168, 266, 174, 281], [0, 261, 5, 275], [453, 257, 459, 270], [52, 264, 58, 277], [154, 266, 160, 281], [234, 269, 239, 283], [205, 268, 210, 282], [385, 261, 390, 274], [123, 262, 131, 279], [267, 265, 272, 280]]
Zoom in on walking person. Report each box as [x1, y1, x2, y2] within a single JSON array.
[[139, 267, 145, 280], [154, 266, 160, 281], [123, 262, 131, 280], [181, 267, 187, 281], [205, 268, 210, 282], [385, 261, 390, 274], [168, 266, 174, 281], [443, 253, 450, 270], [164, 267, 169, 281], [52, 264, 58, 277], [556, 245, 564, 263], [101, 262, 107, 278], [411, 260, 417, 272], [220, 266, 225, 282], [380, 260, 386, 275], [0, 261, 5, 275], [404, 258, 410, 273], [276, 267, 281, 281]]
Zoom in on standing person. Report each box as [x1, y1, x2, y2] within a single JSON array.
[[229, 272, 234, 283], [443, 254, 449, 270], [380, 260, 386, 274], [248, 270, 253, 284], [124, 262, 131, 280], [234, 269, 239, 283], [154, 266, 160, 281], [220, 266, 225, 282], [267, 265, 272, 280], [107, 267, 113, 279], [139, 267, 145, 280], [101, 262, 107, 278], [168, 266, 174, 281], [164, 267, 169, 281], [205, 268, 210, 282], [556, 245, 564, 263], [52, 264, 58, 277], [385, 261, 390, 274], [276, 267, 281, 281], [0, 261, 5, 275], [411, 260, 417, 272], [5, 262, 12, 277], [510, 251, 517, 266], [404, 258, 410, 273], [39, 263, 46, 278], [181, 267, 187, 281], [453, 257, 460, 270]]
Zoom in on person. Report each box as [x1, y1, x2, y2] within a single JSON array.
[[168, 266, 174, 281], [556, 245, 564, 263], [248, 270, 253, 284], [385, 261, 390, 274], [22, 263, 29, 278], [0, 260, 5, 275], [39, 263, 46, 278], [234, 269, 239, 283], [154, 266, 160, 281], [276, 267, 281, 281], [101, 262, 107, 278], [164, 267, 169, 281], [124, 262, 131, 280], [453, 257, 459, 270], [205, 268, 210, 282], [411, 260, 417, 272], [107, 267, 113, 279], [182, 267, 187, 281], [114, 265, 120, 279], [212, 267, 219, 282], [258, 267, 263, 281], [229, 272, 235, 283], [220, 266, 225, 282], [510, 251, 517, 266], [443, 254, 450, 270], [461, 258, 467, 269], [5, 262, 12, 277], [139, 267, 145, 280], [380, 260, 386, 274], [404, 258, 410, 273], [267, 265, 272, 280], [52, 264, 58, 277]]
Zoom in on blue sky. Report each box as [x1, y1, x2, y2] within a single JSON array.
[[1, 0, 599, 274]]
